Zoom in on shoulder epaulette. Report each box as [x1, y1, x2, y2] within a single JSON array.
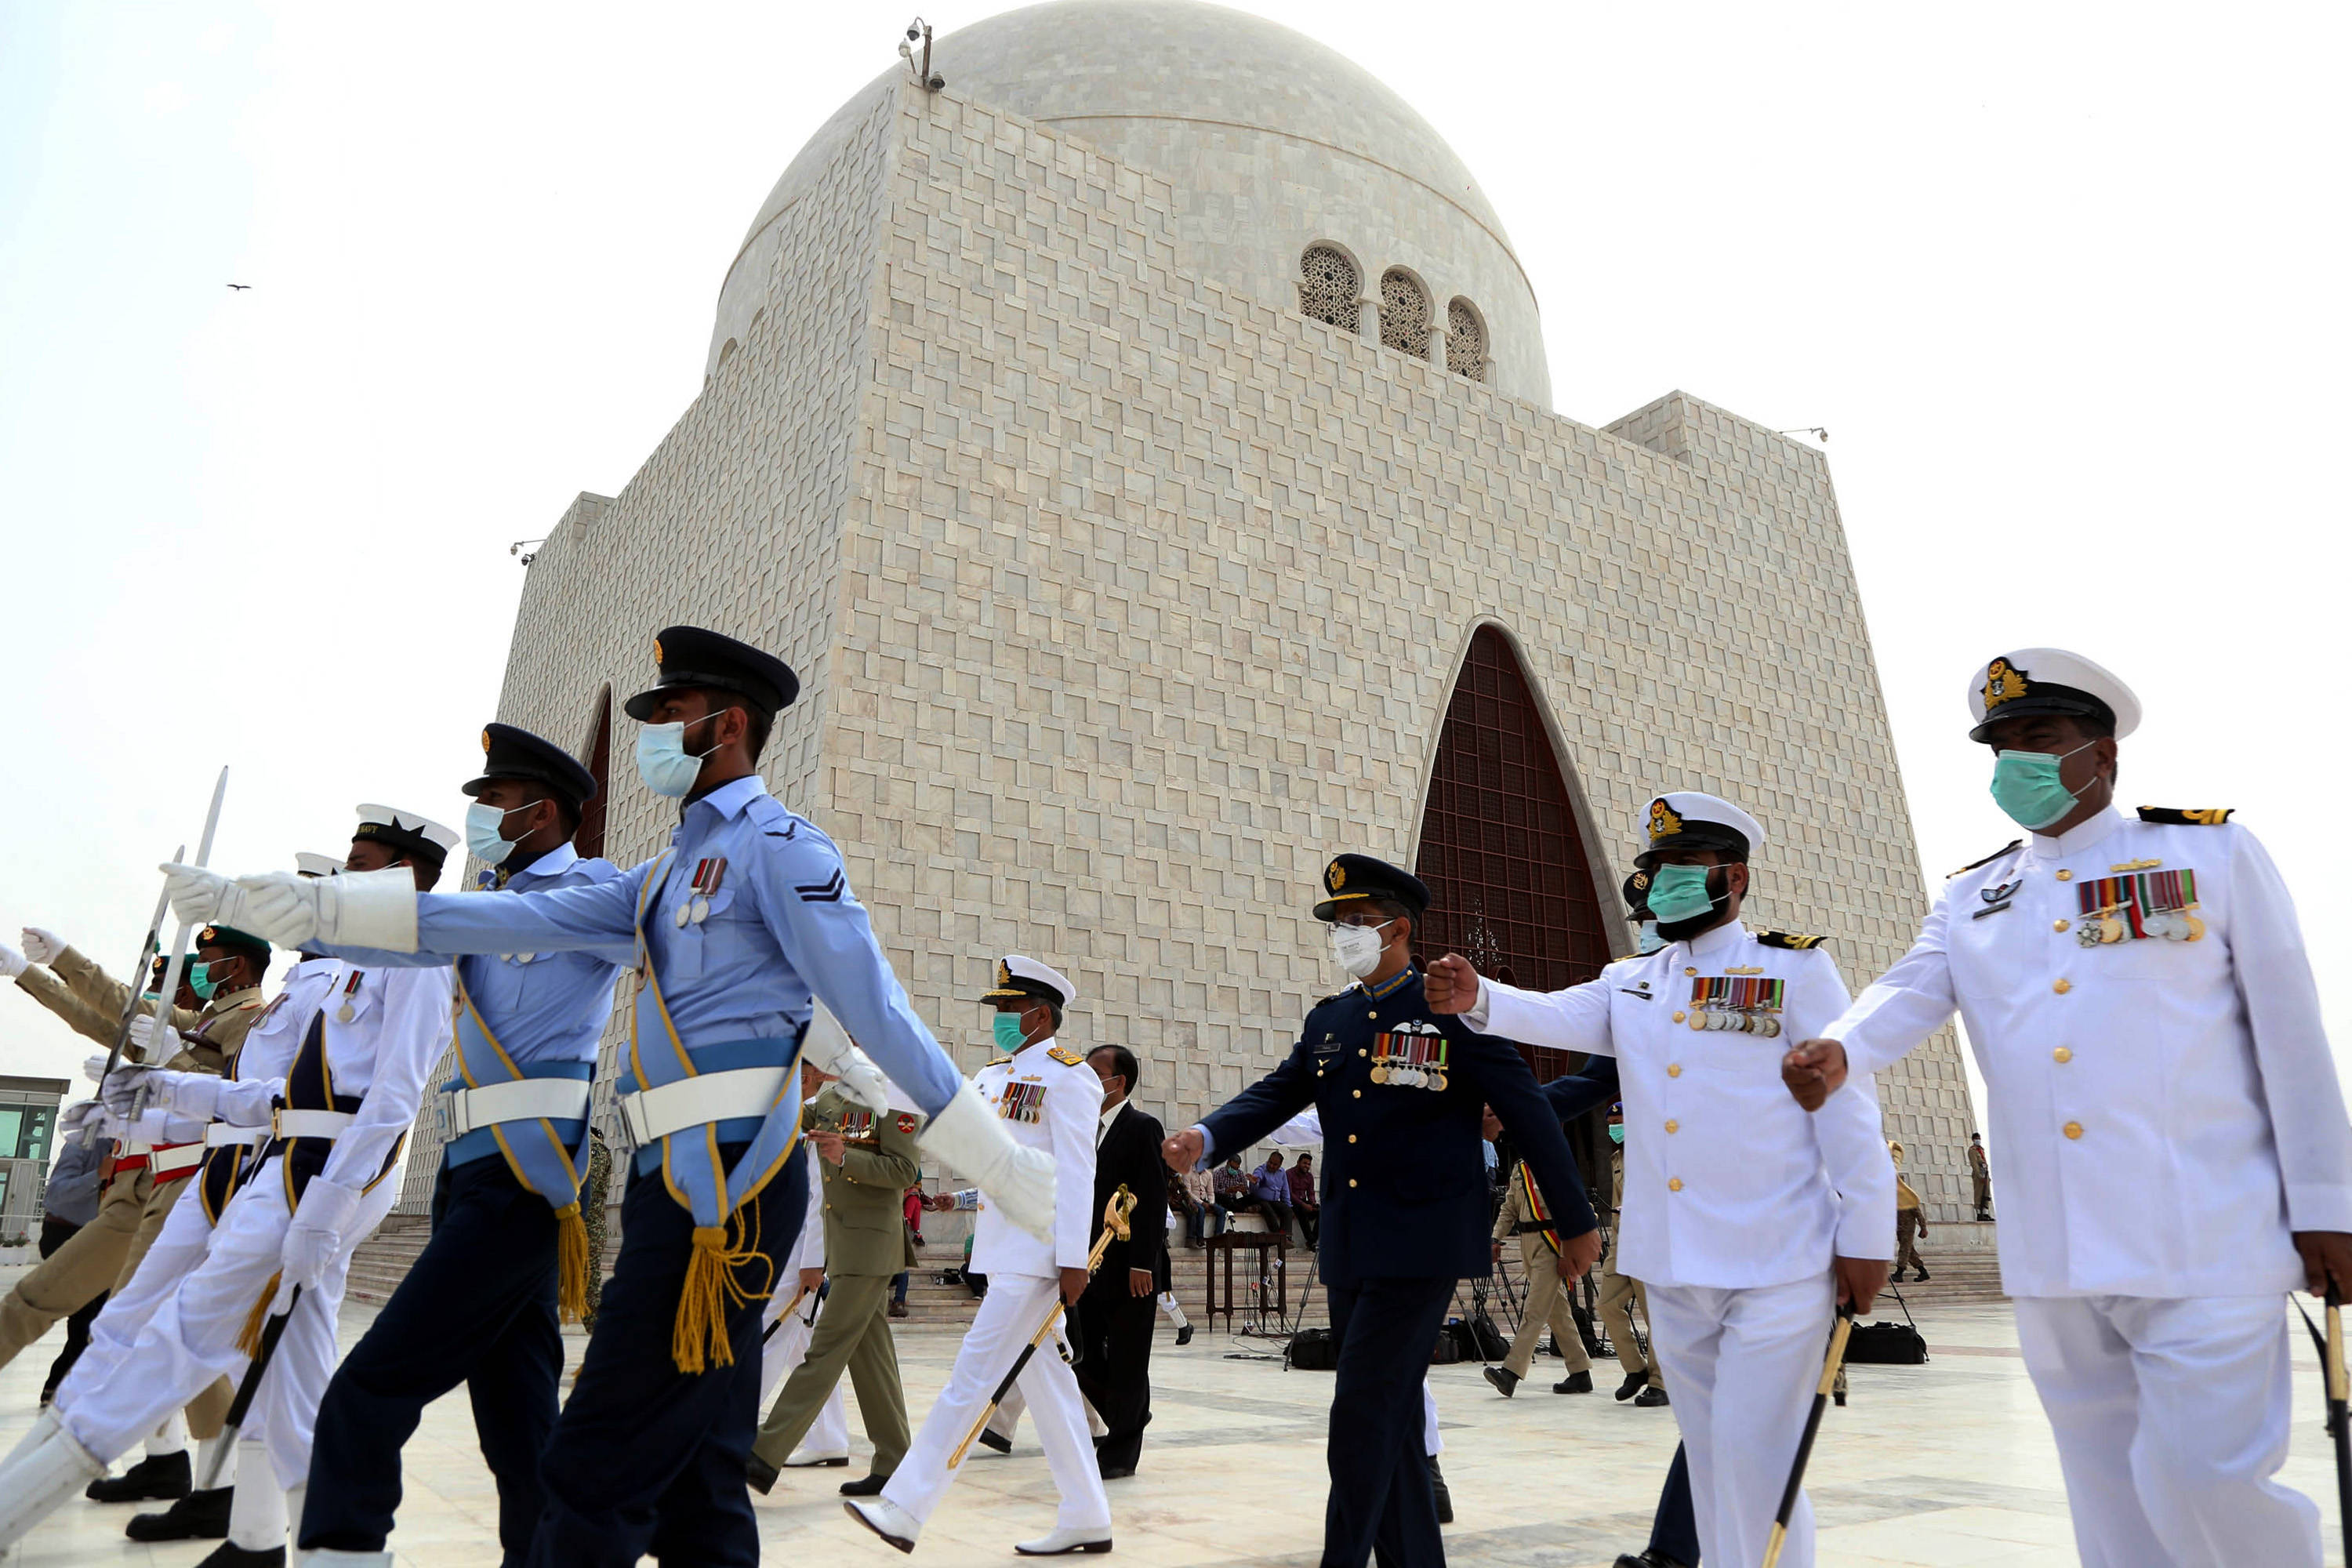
[[1045, 1043, 1086, 1067], [1314, 989, 1352, 1007], [982, 1054, 1014, 1069], [1755, 930, 1828, 950], [1946, 840, 2024, 878], [2137, 806, 2234, 826]]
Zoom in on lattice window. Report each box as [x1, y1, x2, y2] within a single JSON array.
[[575, 688, 612, 862], [1446, 299, 1486, 379], [1298, 245, 1360, 332], [1379, 269, 1431, 357]]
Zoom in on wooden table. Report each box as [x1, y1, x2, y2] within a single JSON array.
[[1202, 1231, 1290, 1331]]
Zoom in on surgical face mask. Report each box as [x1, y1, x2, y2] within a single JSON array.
[[1646, 862, 1722, 926], [1328, 919, 1390, 979], [465, 800, 534, 866], [993, 1011, 1029, 1054], [1989, 741, 2100, 830], [634, 715, 722, 799], [1634, 920, 1663, 955], [188, 960, 231, 1001], [1607, 1123, 1626, 1145]]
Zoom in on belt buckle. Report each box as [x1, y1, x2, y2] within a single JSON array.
[[619, 1091, 651, 1148], [268, 1105, 285, 1139], [437, 1088, 463, 1144]]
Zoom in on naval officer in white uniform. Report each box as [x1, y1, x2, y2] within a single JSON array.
[[1783, 648, 2352, 1567], [847, 956, 1111, 1557], [1428, 791, 1893, 1568]]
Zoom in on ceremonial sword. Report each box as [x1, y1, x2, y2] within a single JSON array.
[[74, 840, 183, 1147], [1760, 1306, 1855, 1568], [948, 1184, 1136, 1468], [195, 1283, 299, 1492], [2294, 1285, 2351, 1560]]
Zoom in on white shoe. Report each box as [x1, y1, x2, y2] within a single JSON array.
[[1014, 1525, 1113, 1555], [785, 1447, 850, 1467], [296, 1549, 394, 1566], [0, 1419, 107, 1552], [844, 1497, 921, 1554]]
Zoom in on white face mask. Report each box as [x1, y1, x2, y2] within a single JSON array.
[[1328, 920, 1390, 979]]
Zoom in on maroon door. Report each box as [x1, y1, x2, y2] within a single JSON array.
[[1413, 626, 1614, 1083], [575, 691, 613, 862]]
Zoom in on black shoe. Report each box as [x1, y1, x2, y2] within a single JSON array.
[[128, 1486, 233, 1541], [89, 1448, 191, 1502], [1482, 1365, 1519, 1399], [746, 1453, 780, 1496], [1614, 1370, 1650, 1402], [1554, 1370, 1593, 1394], [1098, 1463, 1136, 1480], [1426, 1455, 1453, 1526], [1614, 1553, 1694, 1568], [193, 1544, 284, 1567], [1174, 1323, 1192, 1346], [840, 1472, 891, 1497], [1914, 1267, 1931, 1282], [1633, 1385, 1670, 1408], [1833, 1390, 1848, 1407], [978, 1429, 1013, 1455]]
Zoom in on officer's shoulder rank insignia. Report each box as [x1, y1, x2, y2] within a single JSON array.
[[1045, 1043, 1086, 1067], [1947, 840, 2024, 878], [1754, 930, 1827, 950], [2137, 805, 2234, 826], [984, 1054, 1014, 1069]]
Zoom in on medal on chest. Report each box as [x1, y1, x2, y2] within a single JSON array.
[[996, 1080, 1045, 1124], [1370, 1020, 1448, 1091], [335, 970, 364, 1024], [2075, 868, 2204, 946], [676, 856, 728, 927], [836, 1108, 878, 1144], [1684, 975, 1784, 1036]]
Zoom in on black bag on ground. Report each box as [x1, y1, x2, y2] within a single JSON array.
[[1428, 1329, 1462, 1365], [1844, 1283, 1928, 1364], [1287, 1329, 1338, 1370]]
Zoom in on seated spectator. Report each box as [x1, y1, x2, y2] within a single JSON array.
[[1171, 1162, 1223, 1247], [1248, 1150, 1295, 1242], [1287, 1152, 1320, 1250], [1214, 1153, 1254, 1221]]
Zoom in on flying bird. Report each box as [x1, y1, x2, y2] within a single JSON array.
[[226, 283, 250, 291]]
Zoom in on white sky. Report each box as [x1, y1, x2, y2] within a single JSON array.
[[3, 2, 2347, 1136]]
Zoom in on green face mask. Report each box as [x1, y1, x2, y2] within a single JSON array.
[[1989, 741, 2098, 830], [188, 961, 227, 1001], [1646, 862, 1720, 925], [993, 1011, 1029, 1054], [1607, 1123, 1626, 1145]]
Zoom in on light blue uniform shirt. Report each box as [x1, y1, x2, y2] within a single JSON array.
[[408, 775, 964, 1122]]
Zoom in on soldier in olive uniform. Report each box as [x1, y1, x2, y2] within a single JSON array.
[[748, 1007, 926, 1497], [1967, 1132, 1991, 1221]]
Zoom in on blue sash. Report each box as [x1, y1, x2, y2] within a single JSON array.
[[448, 975, 593, 1203]]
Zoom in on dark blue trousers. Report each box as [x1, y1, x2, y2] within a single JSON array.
[[1653, 1441, 1700, 1563], [300, 1156, 564, 1565], [523, 1146, 803, 1568], [1324, 1275, 1455, 1568]]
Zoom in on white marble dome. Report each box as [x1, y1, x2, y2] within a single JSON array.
[[709, 0, 1550, 406]]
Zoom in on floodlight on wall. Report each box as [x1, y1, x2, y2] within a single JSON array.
[[1775, 426, 1829, 444], [898, 19, 943, 90], [510, 537, 546, 566]]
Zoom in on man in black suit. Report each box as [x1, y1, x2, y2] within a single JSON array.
[[1079, 1044, 1166, 1479], [1163, 855, 1597, 1568]]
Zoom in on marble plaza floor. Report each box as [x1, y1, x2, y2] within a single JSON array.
[[2, 1286, 2347, 1566]]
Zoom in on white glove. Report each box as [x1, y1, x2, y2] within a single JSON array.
[[125, 1013, 183, 1064], [798, 1003, 893, 1116], [278, 1177, 365, 1304], [83, 1052, 114, 1085], [60, 1100, 103, 1136], [148, 1071, 225, 1123], [0, 943, 26, 979], [162, 865, 246, 931], [916, 1080, 1056, 1243], [97, 1062, 158, 1116], [19, 927, 63, 966]]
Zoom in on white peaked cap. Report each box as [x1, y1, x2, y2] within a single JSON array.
[[352, 804, 462, 861], [980, 954, 1076, 1009], [294, 852, 344, 878], [1965, 647, 2142, 742], [1639, 791, 1766, 862]]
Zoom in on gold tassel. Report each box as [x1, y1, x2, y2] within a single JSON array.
[[235, 1272, 285, 1358], [669, 1207, 768, 1375], [554, 1203, 590, 1325]]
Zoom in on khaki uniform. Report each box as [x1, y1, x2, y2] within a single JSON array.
[[0, 948, 264, 1436], [1893, 1174, 1926, 1276], [1594, 1147, 1662, 1389], [1968, 1142, 1991, 1218], [1491, 1163, 1592, 1381], [752, 1085, 924, 1475]]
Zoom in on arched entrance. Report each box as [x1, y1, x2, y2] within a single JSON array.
[[1413, 626, 1614, 1082]]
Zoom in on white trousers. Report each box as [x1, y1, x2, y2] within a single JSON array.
[[2013, 1294, 2321, 1567], [884, 1272, 1110, 1533], [1647, 1273, 1835, 1568], [1422, 1376, 1441, 1457], [58, 1156, 395, 1491], [758, 1284, 848, 1454]]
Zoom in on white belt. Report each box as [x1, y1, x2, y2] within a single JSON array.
[[114, 1137, 154, 1159], [205, 1124, 269, 1149], [150, 1144, 205, 1178], [272, 1109, 357, 1140], [441, 1078, 594, 1142], [617, 1067, 790, 1145]]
